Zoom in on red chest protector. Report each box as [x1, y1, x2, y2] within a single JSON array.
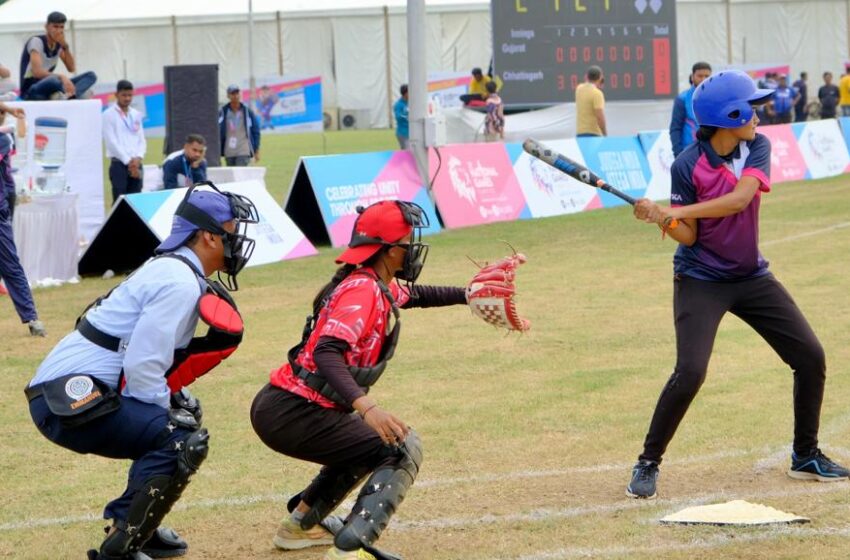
[[164, 279, 244, 393]]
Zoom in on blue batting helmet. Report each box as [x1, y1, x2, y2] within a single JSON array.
[[693, 70, 774, 128]]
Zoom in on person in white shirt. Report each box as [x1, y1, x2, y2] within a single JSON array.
[[103, 80, 146, 204], [27, 185, 258, 560]]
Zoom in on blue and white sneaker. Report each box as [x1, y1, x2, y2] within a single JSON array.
[[788, 449, 850, 482], [626, 460, 659, 499]]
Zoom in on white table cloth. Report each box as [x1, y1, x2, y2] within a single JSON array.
[[12, 193, 80, 285]]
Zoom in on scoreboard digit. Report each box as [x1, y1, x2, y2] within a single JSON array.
[[492, 0, 678, 106]]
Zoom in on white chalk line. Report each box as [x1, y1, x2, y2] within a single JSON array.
[[2, 444, 846, 533], [761, 221, 850, 247]]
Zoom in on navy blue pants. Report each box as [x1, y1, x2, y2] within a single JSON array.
[[108, 159, 142, 204], [29, 394, 194, 521], [0, 203, 37, 323], [23, 71, 98, 100]]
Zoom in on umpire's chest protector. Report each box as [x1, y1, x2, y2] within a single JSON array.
[[165, 281, 244, 393]]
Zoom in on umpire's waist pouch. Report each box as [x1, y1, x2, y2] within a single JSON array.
[[25, 374, 121, 428]]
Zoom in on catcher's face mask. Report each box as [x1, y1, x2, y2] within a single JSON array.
[[174, 182, 259, 291], [391, 201, 430, 285]]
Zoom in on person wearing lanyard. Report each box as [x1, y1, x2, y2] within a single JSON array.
[[218, 84, 260, 167], [162, 134, 207, 190], [27, 185, 258, 560], [103, 80, 146, 204]]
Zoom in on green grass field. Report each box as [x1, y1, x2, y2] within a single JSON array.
[[3, 132, 850, 559]]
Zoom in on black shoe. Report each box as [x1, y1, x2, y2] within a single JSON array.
[[87, 550, 152, 560], [788, 449, 850, 482], [626, 460, 659, 499], [140, 527, 188, 558]]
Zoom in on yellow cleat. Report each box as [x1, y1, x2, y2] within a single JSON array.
[[323, 546, 378, 560], [273, 517, 335, 550]]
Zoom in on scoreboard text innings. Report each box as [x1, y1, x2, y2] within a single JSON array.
[[492, 0, 678, 106]]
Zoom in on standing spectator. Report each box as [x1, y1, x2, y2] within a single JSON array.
[[484, 80, 505, 142], [839, 64, 850, 116], [768, 74, 800, 125], [0, 103, 45, 337], [19, 12, 97, 101], [669, 61, 712, 157], [575, 65, 606, 137], [393, 84, 409, 149], [257, 85, 276, 130], [793, 72, 808, 122], [162, 134, 208, 189], [103, 80, 146, 204], [818, 72, 840, 119], [218, 84, 260, 167]]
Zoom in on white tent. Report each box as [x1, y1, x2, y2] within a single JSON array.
[[2, 0, 848, 128]]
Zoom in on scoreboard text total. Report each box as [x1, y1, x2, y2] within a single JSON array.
[[492, 0, 678, 105]]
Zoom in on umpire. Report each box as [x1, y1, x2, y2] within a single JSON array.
[[27, 184, 257, 560]]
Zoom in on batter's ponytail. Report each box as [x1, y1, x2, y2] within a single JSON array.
[[696, 125, 718, 141]]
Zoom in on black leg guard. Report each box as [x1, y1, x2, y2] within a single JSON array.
[[334, 430, 423, 551], [99, 429, 209, 558], [293, 464, 374, 531]]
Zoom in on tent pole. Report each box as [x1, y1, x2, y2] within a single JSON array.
[[277, 10, 284, 75], [249, 0, 256, 98], [171, 16, 179, 64], [69, 20, 77, 57], [384, 6, 394, 129], [725, 0, 732, 64]]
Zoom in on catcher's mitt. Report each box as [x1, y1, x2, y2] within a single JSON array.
[[466, 252, 530, 332]]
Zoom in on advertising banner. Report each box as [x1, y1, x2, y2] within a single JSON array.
[[757, 124, 808, 183], [242, 75, 323, 134], [575, 136, 652, 207], [791, 119, 850, 178], [429, 143, 530, 228], [637, 130, 675, 200], [285, 150, 440, 247], [506, 139, 602, 217]]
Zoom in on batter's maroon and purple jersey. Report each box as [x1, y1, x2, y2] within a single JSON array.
[[670, 133, 772, 281], [270, 268, 409, 410]]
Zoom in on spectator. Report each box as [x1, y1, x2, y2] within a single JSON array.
[[257, 85, 276, 130], [218, 84, 261, 167], [840, 64, 850, 116], [393, 84, 409, 149], [768, 74, 800, 125], [575, 65, 606, 137], [669, 61, 712, 157], [460, 67, 500, 106], [483, 80, 505, 142], [0, 103, 24, 213], [0, 62, 15, 100], [103, 80, 146, 204], [163, 134, 208, 189], [18, 12, 97, 101], [818, 72, 840, 119], [792, 72, 808, 122], [0, 103, 45, 337]]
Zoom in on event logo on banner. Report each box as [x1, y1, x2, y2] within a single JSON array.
[[93, 82, 166, 137], [128, 181, 318, 265], [756, 124, 807, 183], [242, 76, 323, 134], [428, 72, 473, 109], [637, 130, 675, 201], [429, 143, 529, 228], [505, 140, 602, 217], [791, 119, 850, 178], [575, 136, 651, 207], [285, 150, 440, 247]]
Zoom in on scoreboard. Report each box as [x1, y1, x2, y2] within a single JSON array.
[[492, 0, 678, 106]]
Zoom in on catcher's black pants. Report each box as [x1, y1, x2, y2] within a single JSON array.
[[639, 272, 825, 464], [250, 383, 401, 506]]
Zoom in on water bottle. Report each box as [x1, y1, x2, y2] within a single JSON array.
[[33, 116, 68, 195]]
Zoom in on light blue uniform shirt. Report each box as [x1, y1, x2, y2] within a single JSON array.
[[31, 247, 205, 409]]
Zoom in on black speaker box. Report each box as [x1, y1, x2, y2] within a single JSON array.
[[163, 64, 220, 166]]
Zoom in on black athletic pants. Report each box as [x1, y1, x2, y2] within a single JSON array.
[[250, 383, 400, 507], [639, 273, 825, 463], [109, 159, 142, 204]]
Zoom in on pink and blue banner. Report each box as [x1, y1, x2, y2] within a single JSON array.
[[790, 119, 850, 178], [757, 124, 808, 183], [285, 150, 440, 247], [242, 75, 324, 134], [637, 130, 675, 201], [575, 136, 652, 207], [506, 139, 603, 217], [429, 143, 530, 229]]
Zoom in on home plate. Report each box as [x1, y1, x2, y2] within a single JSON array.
[[660, 500, 809, 526]]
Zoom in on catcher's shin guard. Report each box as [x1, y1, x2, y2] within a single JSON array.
[[100, 428, 209, 557], [334, 431, 423, 550], [290, 464, 374, 531]]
